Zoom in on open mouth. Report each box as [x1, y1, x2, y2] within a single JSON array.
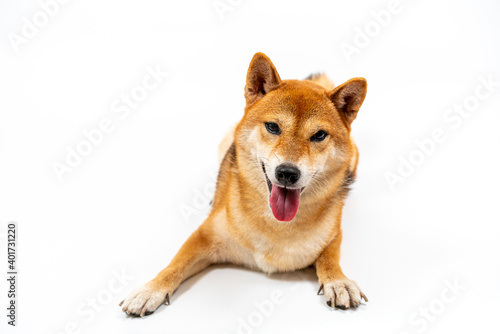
[[262, 163, 304, 222]]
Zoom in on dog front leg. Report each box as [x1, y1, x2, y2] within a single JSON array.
[[315, 230, 368, 309], [120, 227, 213, 317]]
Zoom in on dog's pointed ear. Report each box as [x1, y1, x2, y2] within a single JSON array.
[[244, 52, 282, 106], [329, 78, 367, 127]]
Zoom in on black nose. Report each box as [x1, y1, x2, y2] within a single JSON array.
[[275, 164, 301, 186]]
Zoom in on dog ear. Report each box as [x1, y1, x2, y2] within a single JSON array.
[[245, 52, 282, 106], [329, 78, 367, 126]]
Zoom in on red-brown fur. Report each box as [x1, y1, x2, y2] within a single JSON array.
[[120, 52, 368, 316]]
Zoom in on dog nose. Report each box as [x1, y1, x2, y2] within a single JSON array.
[[275, 164, 301, 186]]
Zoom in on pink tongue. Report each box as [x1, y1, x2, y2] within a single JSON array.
[[270, 185, 301, 221]]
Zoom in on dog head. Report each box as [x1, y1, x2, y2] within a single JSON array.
[[235, 52, 367, 222]]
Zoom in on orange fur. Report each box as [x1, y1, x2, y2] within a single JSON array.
[[120, 52, 368, 316]]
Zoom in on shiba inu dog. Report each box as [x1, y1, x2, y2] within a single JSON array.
[[120, 52, 368, 316]]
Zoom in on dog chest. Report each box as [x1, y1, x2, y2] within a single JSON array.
[[251, 227, 332, 273]]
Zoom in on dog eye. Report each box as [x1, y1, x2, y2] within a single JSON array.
[[265, 122, 281, 135], [311, 130, 328, 142]]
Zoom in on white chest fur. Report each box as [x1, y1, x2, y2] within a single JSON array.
[[251, 223, 334, 273], [213, 207, 338, 274]]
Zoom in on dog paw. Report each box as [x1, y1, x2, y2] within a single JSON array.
[[119, 283, 170, 317], [318, 279, 368, 309]]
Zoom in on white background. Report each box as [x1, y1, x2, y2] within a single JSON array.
[[1, 0, 499, 333]]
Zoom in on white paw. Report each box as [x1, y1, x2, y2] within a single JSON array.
[[320, 279, 367, 309], [120, 283, 169, 317]]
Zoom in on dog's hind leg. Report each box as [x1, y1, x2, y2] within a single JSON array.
[[120, 226, 215, 317]]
